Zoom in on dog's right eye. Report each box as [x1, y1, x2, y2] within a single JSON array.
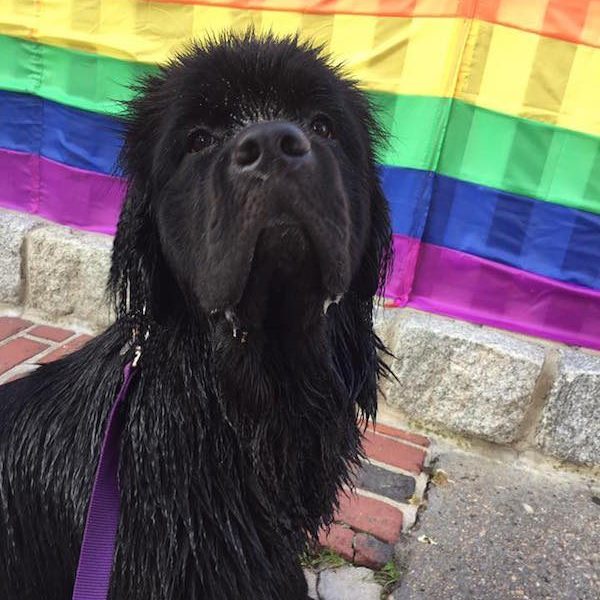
[[187, 128, 216, 153], [310, 114, 335, 139]]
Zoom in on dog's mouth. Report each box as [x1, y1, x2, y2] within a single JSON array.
[[209, 217, 345, 334]]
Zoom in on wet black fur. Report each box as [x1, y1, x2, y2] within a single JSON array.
[[0, 33, 391, 599]]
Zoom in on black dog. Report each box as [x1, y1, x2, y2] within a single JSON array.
[[0, 33, 391, 599]]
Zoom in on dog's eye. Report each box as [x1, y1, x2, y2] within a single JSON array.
[[310, 115, 334, 139], [187, 128, 216, 153]]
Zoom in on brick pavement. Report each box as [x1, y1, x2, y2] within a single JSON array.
[[0, 314, 431, 572], [0, 316, 92, 383], [318, 422, 430, 569]]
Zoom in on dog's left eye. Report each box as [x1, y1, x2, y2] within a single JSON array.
[[187, 128, 216, 153], [310, 115, 335, 139]]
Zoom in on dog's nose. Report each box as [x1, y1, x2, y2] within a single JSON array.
[[233, 122, 311, 170]]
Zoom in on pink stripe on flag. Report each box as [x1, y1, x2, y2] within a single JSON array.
[[0, 149, 125, 234], [386, 234, 600, 350], [384, 234, 421, 305]]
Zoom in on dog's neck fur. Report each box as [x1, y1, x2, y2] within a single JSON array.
[[109, 299, 373, 599]]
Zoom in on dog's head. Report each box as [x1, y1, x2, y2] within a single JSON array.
[[112, 33, 390, 333]]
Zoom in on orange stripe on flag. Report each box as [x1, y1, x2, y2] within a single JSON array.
[[149, 0, 600, 47], [473, 0, 503, 22], [582, 1, 600, 46], [543, 0, 591, 43]]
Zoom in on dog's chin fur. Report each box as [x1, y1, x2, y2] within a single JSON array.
[[0, 33, 392, 600]]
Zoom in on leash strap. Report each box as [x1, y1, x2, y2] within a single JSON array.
[[72, 362, 135, 600]]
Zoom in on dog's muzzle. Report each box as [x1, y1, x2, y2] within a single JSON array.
[[192, 120, 351, 314]]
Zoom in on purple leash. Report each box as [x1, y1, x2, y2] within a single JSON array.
[[72, 359, 137, 600]]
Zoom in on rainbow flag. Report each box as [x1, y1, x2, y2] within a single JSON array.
[[1, 0, 599, 349]]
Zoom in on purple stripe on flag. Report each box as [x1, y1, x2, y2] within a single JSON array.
[[0, 148, 124, 234], [386, 234, 600, 350]]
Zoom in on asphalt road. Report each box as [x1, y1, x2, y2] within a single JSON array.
[[392, 446, 600, 600]]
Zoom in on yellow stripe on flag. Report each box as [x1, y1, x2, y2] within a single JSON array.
[[0, 0, 599, 135]]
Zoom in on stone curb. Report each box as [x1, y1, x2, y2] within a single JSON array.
[[376, 309, 600, 468], [535, 349, 600, 466], [0, 211, 45, 305], [317, 567, 382, 600], [0, 209, 113, 332], [379, 310, 547, 444], [25, 224, 113, 331]]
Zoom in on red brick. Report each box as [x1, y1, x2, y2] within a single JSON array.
[[317, 523, 354, 561], [335, 492, 403, 544], [0, 317, 32, 342], [353, 532, 393, 569], [28, 325, 74, 343], [367, 422, 430, 448], [37, 334, 93, 364], [362, 430, 425, 475], [0, 338, 49, 375]]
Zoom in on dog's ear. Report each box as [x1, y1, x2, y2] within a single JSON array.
[[108, 177, 157, 323], [333, 178, 391, 422], [109, 73, 170, 323], [353, 180, 392, 299], [118, 72, 170, 185], [341, 84, 392, 300]]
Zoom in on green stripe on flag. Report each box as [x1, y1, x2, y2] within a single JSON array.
[[375, 92, 600, 214], [0, 34, 158, 116], [1, 34, 599, 215]]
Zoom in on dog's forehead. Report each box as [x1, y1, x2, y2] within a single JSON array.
[[176, 41, 345, 125]]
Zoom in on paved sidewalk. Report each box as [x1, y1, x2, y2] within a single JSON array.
[[0, 313, 432, 599], [392, 446, 600, 600]]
